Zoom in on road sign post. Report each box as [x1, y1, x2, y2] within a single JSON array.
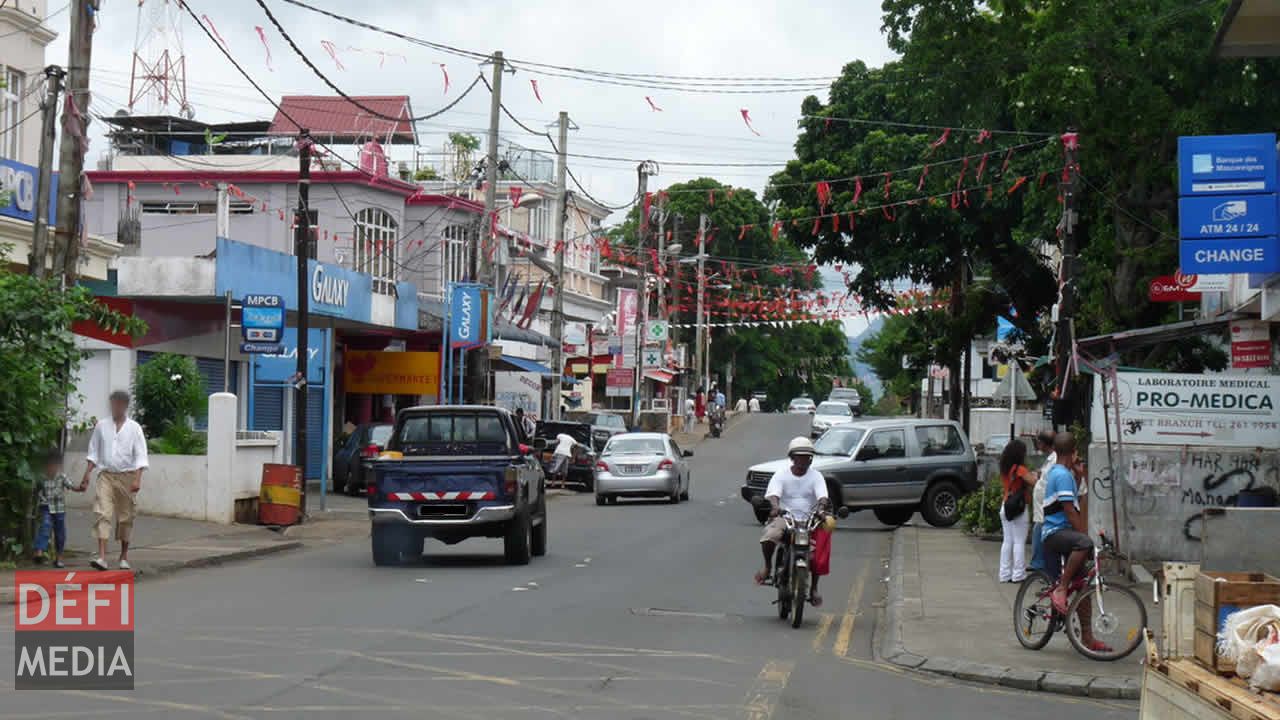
[[1177, 133, 1280, 276], [240, 294, 284, 354]]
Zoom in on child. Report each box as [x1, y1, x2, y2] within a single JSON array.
[[33, 449, 82, 568]]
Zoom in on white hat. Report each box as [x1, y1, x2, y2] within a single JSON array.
[[787, 436, 817, 457]]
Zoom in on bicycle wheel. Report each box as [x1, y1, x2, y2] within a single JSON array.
[[1065, 583, 1147, 661], [1013, 570, 1057, 650]]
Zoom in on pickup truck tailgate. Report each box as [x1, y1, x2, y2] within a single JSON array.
[[371, 458, 512, 520]]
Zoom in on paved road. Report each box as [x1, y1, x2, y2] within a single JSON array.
[[1, 413, 1136, 719]]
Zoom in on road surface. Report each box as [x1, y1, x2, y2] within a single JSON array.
[[1, 413, 1136, 718]]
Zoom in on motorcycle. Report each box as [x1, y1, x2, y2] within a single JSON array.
[[769, 502, 850, 628], [708, 406, 724, 438]]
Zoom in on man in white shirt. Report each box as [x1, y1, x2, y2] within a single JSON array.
[[1030, 430, 1055, 573], [748, 396, 761, 413], [683, 397, 695, 431], [82, 391, 149, 571], [755, 437, 830, 604], [550, 432, 580, 487]]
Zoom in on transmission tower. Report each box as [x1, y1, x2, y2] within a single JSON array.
[[128, 0, 192, 118]]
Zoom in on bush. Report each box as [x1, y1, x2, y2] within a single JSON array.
[[133, 353, 205, 441], [959, 474, 1003, 535], [148, 423, 207, 455]]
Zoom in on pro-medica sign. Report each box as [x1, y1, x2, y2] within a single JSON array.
[[1092, 372, 1279, 447]]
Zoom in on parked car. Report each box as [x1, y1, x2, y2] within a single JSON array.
[[568, 410, 630, 451], [810, 401, 856, 438], [740, 419, 978, 528], [335, 422, 393, 495], [787, 397, 816, 414], [981, 433, 1012, 456], [826, 387, 864, 416], [367, 406, 546, 566], [594, 432, 693, 505], [534, 419, 596, 491]]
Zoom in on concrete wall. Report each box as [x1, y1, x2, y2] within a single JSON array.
[[232, 434, 284, 499], [65, 452, 208, 521], [1087, 443, 1280, 563], [967, 408, 1051, 446]]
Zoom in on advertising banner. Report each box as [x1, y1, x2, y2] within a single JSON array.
[[1229, 320, 1271, 370], [0, 157, 57, 224], [449, 284, 489, 350], [1091, 371, 1279, 447], [606, 368, 634, 397], [344, 351, 441, 396], [495, 371, 541, 415], [616, 288, 639, 338]]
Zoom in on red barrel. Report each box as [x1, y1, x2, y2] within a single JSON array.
[[259, 463, 302, 526]]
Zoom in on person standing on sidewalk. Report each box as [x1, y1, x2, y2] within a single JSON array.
[[997, 439, 1037, 583], [33, 449, 83, 568], [1029, 430, 1056, 574], [684, 395, 695, 431], [82, 390, 149, 571]]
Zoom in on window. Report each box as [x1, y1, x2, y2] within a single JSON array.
[[394, 412, 511, 455], [603, 437, 665, 455], [140, 201, 254, 215], [814, 427, 864, 456], [440, 223, 469, 293], [915, 425, 965, 456], [529, 202, 551, 245], [816, 402, 852, 416], [858, 429, 906, 461], [3, 67, 24, 159], [353, 208, 399, 293]]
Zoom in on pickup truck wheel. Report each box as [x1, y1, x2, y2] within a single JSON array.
[[873, 507, 915, 526], [595, 493, 606, 506], [921, 480, 962, 527], [531, 514, 547, 557], [504, 511, 533, 565], [372, 526, 404, 566]]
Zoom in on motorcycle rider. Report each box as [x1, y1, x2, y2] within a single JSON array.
[[755, 436, 830, 606]]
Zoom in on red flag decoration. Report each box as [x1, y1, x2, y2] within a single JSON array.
[[771, 221, 782, 242], [490, 210, 499, 238], [254, 26, 273, 71], [831, 214, 839, 232], [1008, 176, 1029, 195], [278, 209, 285, 221], [847, 212, 856, 231], [811, 218, 821, 236], [438, 64, 450, 94], [955, 157, 969, 190], [530, 79, 543, 103], [202, 14, 228, 49], [642, 192, 653, 231], [1038, 171, 1050, 188], [320, 40, 345, 70], [976, 152, 990, 182], [739, 108, 761, 136], [509, 186, 523, 207], [738, 225, 751, 240], [709, 189, 715, 206], [815, 180, 832, 209], [882, 206, 895, 221], [852, 177, 863, 205], [928, 128, 951, 153], [916, 165, 930, 191], [974, 129, 992, 144], [645, 96, 663, 112], [824, 117, 832, 133], [883, 172, 893, 200], [1001, 148, 1014, 174]]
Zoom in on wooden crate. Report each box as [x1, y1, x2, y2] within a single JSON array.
[[1142, 658, 1280, 720], [1194, 572, 1280, 674]]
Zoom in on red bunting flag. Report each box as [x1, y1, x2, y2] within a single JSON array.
[[847, 212, 856, 232], [709, 189, 715, 206], [916, 165, 930, 191], [438, 64, 450, 94], [831, 214, 839, 232], [739, 108, 761, 136], [202, 14, 228, 49], [509, 186, 523, 207], [883, 172, 893, 200], [278, 209, 285, 221], [882, 206, 895, 221], [738, 225, 751, 240], [1038, 171, 1050, 188], [645, 96, 663, 112], [976, 152, 989, 182], [320, 40, 345, 70], [1008, 176, 1029, 195], [254, 26, 273, 71], [530, 79, 543, 103], [815, 181, 832, 209], [1001, 148, 1014, 174], [811, 218, 820, 236], [852, 177, 863, 205], [928, 128, 951, 153], [955, 157, 969, 190], [770, 221, 781, 242], [974, 129, 992, 144]]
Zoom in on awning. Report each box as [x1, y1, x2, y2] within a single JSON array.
[[1213, 0, 1280, 58], [497, 356, 556, 376], [1076, 312, 1245, 353], [643, 369, 675, 384]]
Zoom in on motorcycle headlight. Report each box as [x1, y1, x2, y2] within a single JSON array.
[[794, 529, 810, 546]]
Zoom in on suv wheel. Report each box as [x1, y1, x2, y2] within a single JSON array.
[[873, 506, 915, 526], [504, 511, 533, 565], [921, 480, 962, 527]]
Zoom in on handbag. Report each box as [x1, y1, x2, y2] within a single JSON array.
[[1002, 467, 1027, 520]]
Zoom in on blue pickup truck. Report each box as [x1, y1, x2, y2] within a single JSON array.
[[367, 405, 547, 566]]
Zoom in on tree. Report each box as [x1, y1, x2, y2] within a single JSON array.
[[0, 249, 145, 560], [608, 178, 850, 402]]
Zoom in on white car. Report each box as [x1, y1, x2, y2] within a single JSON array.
[[810, 401, 855, 438], [787, 398, 816, 414]]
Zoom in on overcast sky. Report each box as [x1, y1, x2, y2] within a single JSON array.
[[49, 0, 895, 335]]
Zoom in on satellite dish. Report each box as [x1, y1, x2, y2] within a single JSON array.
[[180, 104, 195, 120]]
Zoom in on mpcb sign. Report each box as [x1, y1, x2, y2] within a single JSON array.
[[13, 570, 135, 689]]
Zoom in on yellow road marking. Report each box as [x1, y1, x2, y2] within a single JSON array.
[[833, 562, 870, 658], [741, 660, 795, 720], [811, 612, 835, 654]]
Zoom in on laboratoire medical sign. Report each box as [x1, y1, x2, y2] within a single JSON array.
[[1092, 372, 1279, 448], [14, 570, 135, 689]]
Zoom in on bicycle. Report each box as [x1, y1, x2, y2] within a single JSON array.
[[1012, 531, 1148, 661]]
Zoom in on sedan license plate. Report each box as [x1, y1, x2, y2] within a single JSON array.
[[621, 464, 644, 474]]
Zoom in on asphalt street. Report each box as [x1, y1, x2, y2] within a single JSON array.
[[1, 413, 1137, 719]]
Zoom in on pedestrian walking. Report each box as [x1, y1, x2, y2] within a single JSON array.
[[684, 395, 695, 431], [749, 395, 761, 413], [1029, 430, 1056, 573], [734, 396, 748, 413], [997, 438, 1037, 583], [695, 390, 706, 424], [83, 390, 149, 571], [550, 432, 581, 488], [515, 407, 536, 441], [33, 449, 83, 568]]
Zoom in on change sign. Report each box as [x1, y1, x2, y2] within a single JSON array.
[[1177, 133, 1280, 275]]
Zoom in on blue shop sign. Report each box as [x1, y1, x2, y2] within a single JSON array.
[[242, 294, 284, 344], [214, 238, 373, 323], [449, 284, 489, 349], [0, 157, 57, 224], [1178, 194, 1278, 239], [1180, 236, 1280, 275], [253, 327, 329, 384], [1178, 134, 1277, 196]]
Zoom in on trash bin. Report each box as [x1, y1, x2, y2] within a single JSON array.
[[259, 463, 302, 525]]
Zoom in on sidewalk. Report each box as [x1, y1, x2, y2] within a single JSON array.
[[879, 524, 1151, 700], [1, 507, 303, 605]]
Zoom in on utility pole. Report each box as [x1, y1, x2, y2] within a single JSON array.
[[550, 111, 570, 421], [655, 198, 667, 319], [474, 50, 507, 404], [695, 213, 708, 396], [1053, 131, 1081, 427], [294, 133, 313, 518], [51, 0, 99, 282], [671, 213, 682, 346], [29, 65, 63, 278], [632, 163, 653, 427]]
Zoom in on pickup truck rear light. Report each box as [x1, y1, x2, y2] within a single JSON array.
[[658, 458, 674, 471], [504, 466, 519, 498]]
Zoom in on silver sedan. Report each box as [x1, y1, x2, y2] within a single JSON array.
[[594, 433, 693, 505]]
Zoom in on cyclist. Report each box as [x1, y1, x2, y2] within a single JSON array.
[[754, 436, 830, 606], [1041, 433, 1109, 652]]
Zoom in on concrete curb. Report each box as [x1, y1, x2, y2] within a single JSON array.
[[0, 540, 302, 606], [877, 527, 1140, 701]]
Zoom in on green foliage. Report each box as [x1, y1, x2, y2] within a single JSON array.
[[874, 392, 907, 416], [958, 475, 1002, 535], [0, 255, 146, 560], [148, 423, 207, 456], [414, 167, 441, 181], [448, 132, 480, 152], [133, 353, 206, 442]]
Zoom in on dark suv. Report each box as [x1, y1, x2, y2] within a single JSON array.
[[826, 387, 863, 416], [569, 411, 630, 452]]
